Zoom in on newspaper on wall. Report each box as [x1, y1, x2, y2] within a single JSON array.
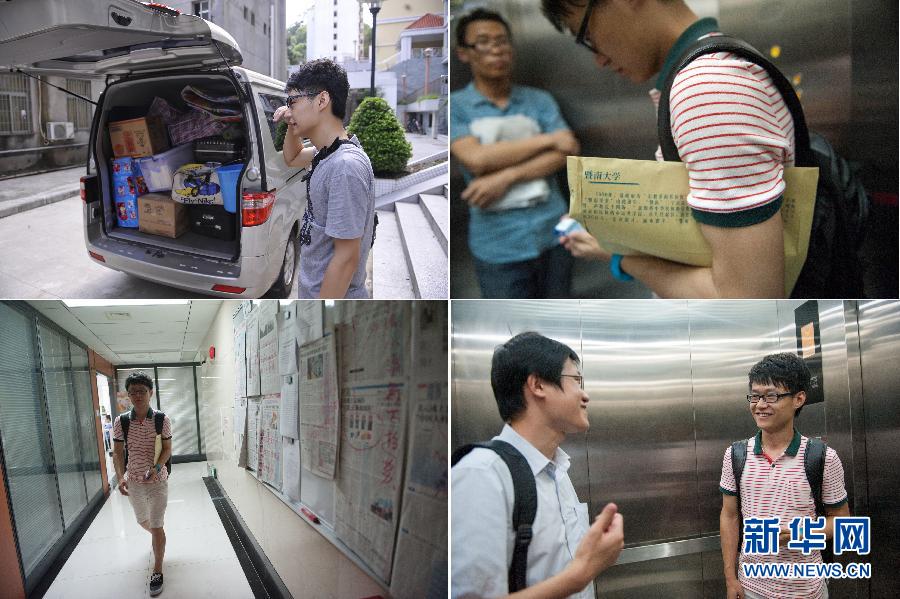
[[334, 301, 411, 584], [246, 310, 261, 397], [233, 309, 247, 398], [278, 303, 298, 375], [298, 334, 339, 479], [246, 397, 260, 472], [390, 302, 448, 598], [280, 373, 300, 440], [258, 301, 280, 396], [567, 156, 819, 295], [258, 394, 282, 490]]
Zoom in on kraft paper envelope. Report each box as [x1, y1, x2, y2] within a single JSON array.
[[567, 156, 819, 295]]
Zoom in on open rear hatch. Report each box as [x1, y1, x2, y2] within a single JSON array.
[[0, 0, 241, 76]]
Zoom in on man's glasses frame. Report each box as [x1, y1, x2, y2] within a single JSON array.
[[286, 91, 320, 107], [560, 374, 585, 390], [575, 0, 599, 54], [127, 388, 151, 397], [746, 392, 795, 404], [458, 36, 513, 54]]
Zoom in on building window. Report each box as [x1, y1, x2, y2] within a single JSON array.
[[263, 22, 267, 35], [333, 45, 337, 52], [65, 79, 92, 130], [0, 72, 32, 135], [192, 1, 209, 20], [243, 6, 248, 19], [251, 11, 255, 26], [334, 10, 337, 16], [333, 33, 338, 40]]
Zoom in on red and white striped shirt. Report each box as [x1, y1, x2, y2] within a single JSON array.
[[652, 34, 795, 225], [719, 432, 848, 599], [113, 408, 172, 484]]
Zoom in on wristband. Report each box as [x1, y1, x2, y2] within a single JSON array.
[[610, 254, 634, 281], [154, 463, 162, 473]]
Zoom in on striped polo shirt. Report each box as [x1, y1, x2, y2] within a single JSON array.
[[113, 408, 172, 484], [719, 430, 848, 599], [651, 18, 795, 227]]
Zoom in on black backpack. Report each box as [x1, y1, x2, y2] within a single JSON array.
[[451, 440, 537, 592], [658, 34, 869, 298], [121, 410, 172, 475], [730, 437, 832, 561]]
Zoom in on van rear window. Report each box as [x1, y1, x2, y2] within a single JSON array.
[[258, 93, 286, 150]]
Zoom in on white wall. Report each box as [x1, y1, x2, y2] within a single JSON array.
[[307, 0, 361, 62], [195, 300, 383, 598]]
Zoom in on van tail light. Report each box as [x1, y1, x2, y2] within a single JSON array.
[[212, 284, 246, 294], [80, 175, 97, 203], [88, 251, 105, 263], [242, 191, 276, 227]]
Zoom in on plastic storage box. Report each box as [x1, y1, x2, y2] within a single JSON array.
[[136, 143, 194, 192], [215, 162, 244, 214]]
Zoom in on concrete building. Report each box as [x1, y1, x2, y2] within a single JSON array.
[[370, 0, 445, 69], [306, 0, 363, 63], [0, 0, 287, 176]]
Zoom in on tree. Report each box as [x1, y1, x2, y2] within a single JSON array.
[[347, 97, 412, 175], [287, 21, 307, 65]]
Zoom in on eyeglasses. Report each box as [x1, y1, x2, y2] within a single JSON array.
[[561, 374, 585, 390], [286, 91, 319, 107], [127, 389, 150, 397], [459, 36, 512, 54], [575, 0, 599, 54], [746, 392, 794, 404]]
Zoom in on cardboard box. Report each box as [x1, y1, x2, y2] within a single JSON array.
[[139, 193, 189, 238], [109, 116, 170, 158]]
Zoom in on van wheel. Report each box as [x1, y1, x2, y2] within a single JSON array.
[[266, 229, 299, 298]]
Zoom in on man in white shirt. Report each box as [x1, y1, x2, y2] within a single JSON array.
[[452, 332, 625, 598]]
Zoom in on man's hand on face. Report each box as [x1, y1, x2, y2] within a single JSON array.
[[273, 105, 294, 126]]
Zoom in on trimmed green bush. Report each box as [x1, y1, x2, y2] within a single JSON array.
[[347, 97, 412, 175], [274, 120, 288, 152]]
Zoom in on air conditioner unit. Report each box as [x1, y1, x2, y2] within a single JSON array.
[[46, 121, 75, 141]]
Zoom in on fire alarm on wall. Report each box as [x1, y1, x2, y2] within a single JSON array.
[[209, 346, 216, 360]]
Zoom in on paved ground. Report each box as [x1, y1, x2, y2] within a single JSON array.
[[0, 196, 236, 298]]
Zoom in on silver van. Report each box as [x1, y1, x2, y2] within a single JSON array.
[[0, 1, 304, 297]]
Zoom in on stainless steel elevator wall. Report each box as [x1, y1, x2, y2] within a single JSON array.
[[451, 300, 899, 597]]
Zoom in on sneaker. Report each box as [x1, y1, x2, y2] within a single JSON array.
[[150, 572, 163, 596]]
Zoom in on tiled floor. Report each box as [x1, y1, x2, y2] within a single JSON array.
[[44, 462, 255, 599]]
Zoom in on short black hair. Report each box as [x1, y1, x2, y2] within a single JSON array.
[[285, 58, 349, 120], [455, 8, 512, 47], [540, 0, 590, 32], [491, 332, 580, 422], [748, 353, 811, 416], [125, 372, 154, 392]]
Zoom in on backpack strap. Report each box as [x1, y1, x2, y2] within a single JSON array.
[[452, 440, 538, 592], [730, 440, 748, 552], [657, 34, 814, 167], [804, 437, 827, 517], [120, 411, 131, 468]]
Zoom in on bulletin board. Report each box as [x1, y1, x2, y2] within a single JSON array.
[[230, 300, 446, 595]]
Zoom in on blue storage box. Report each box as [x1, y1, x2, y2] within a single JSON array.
[[216, 162, 243, 214], [111, 157, 147, 227]]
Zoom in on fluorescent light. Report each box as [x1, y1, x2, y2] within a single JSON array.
[[64, 300, 190, 307]]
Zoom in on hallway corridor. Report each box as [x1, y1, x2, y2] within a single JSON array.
[[44, 462, 254, 598]]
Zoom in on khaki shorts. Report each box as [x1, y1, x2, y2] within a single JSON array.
[[127, 479, 168, 529]]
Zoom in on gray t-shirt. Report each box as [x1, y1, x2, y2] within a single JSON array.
[[298, 135, 375, 298]]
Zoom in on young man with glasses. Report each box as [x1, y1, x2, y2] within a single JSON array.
[[719, 353, 849, 599], [112, 372, 173, 597], [452, 332, 624, 598], [451, 9, 582, 299], [541, 0, 793, 298], [273, 58, 375, 298]]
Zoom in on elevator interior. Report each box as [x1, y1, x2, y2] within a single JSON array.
[[451, 300, 899, 597]]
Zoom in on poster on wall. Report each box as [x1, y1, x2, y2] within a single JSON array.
[[246, 310, 261, 397], [334, 301, 411, 584], [258, 394, 282, 490], [258, 301, 280, 395], [298, 334, 339, 479], [246, 397, 260, 472]]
